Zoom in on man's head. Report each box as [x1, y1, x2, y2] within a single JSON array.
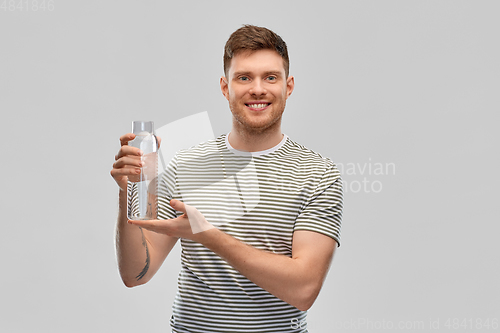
[[223, 25, 290, 78], [220, 26, 294, 138]]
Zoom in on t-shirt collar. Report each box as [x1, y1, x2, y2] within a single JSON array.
[[225, 132, 288, 157]]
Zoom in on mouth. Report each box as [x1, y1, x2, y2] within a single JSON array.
[[245, 102, 271, 111]]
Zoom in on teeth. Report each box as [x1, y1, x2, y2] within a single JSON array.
[[248, 103, 268, 108]]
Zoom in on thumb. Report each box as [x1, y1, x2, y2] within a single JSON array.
[[170, 199, 186, 213]]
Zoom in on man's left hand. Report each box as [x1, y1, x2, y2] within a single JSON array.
[[128, 199, 215, 240]]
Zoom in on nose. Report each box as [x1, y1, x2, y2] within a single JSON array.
[[249, 80, 267, 96]]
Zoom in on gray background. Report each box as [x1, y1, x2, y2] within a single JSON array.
[[1, 1, 499, 332]]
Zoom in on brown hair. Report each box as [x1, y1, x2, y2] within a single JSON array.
[[223, 25, 290, 78]]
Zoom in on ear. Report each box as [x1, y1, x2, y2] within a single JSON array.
[[286, 75, 294, 99], [220, 76, 229, 100]]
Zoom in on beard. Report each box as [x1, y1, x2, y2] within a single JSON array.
[[229, 99, 286, 135]]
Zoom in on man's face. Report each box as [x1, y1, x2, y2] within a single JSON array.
[[220, 49, 294, 135]]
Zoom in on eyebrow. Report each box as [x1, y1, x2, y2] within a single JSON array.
[[232, 70, 283, 78]]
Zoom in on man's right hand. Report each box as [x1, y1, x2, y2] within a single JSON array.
[[111, 133, 163, 191], [111, 133, 162, 191], [110, 133, 144, 192]]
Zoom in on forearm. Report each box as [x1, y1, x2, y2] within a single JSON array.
[[115, 189, 155, 287], [199, 228, 332, 311]]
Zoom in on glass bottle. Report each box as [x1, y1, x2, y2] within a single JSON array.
[[127, 121, 158, 220]]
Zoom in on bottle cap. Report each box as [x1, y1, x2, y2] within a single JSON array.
[[132, 121, 154, 134]]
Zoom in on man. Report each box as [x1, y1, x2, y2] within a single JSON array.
[[111, 25, 343, 332]]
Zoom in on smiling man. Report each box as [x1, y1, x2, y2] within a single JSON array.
[[221, 47, 293, 150], [111, 25, 343, 333]]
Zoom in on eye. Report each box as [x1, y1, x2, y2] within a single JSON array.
[[238, 76, 250, 81], [266, 76, 277, 81]]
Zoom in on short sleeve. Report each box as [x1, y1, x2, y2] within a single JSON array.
[[158, 155, 179, 220], [294, 165, 343, 247]]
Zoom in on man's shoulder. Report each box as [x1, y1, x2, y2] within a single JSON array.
[[281, 136, 337, 170], [280, 138, 342, 196]]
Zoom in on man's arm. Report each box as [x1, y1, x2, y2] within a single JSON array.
[[201, 228, 336, 311], [112, 133, 178, 287], [115, 189, 178, 287], [129, 200, 336, 309]]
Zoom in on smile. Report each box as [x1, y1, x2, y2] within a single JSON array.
[[245, 103, 271, 110]]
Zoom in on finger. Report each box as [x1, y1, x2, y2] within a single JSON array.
[[115, 145, 143, 160], [119, 133, 136, 146], [113, 155, 144, 169], [128, 219, 158, 230], [110, 166, 141, 178]]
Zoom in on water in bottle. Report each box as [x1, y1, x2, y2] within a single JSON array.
[[127, 121, 158, 220]]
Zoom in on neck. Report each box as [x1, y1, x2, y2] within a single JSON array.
[[228, 123, 284, 152]]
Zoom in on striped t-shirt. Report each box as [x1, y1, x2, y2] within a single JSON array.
[[158, 133, 343, 333]]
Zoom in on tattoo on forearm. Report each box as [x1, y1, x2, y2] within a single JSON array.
[[135, 227, 150, 281]]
